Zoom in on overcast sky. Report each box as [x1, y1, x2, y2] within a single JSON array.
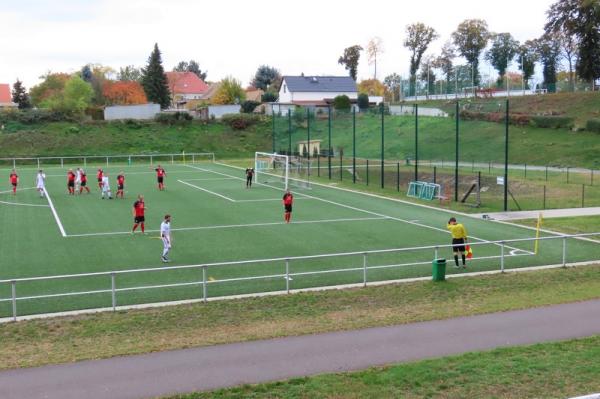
[[0, 0, 556, 90]]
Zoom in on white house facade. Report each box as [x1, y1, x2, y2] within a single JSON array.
[[277, 76, 357, 104]]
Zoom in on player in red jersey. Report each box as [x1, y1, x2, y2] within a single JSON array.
[[79, 168, 90, 194], [96, 169, 104, 190], [67, 169, 76, 195], [9, 169, 18, 195], [132, 194, 146, 234], [116, 172, 125, 199], [155, 165, 166, 190], [282, 190, 294, 223]]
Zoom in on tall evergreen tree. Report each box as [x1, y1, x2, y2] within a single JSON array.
[[12, 79, 31, 109], [535, 33, 562, 92], [338, 45, 363, 81], [141, 43, 171, 109]]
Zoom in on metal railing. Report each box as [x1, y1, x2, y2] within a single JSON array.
[[1, 232, 599, 321], [0, 152, 215, 169]]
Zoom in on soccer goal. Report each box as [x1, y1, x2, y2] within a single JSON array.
[[407, 181, 441, 201], [255, 152, 289, 190]]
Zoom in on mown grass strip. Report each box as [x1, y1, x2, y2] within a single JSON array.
[[168, 335, 600, 399], [1, 265, 600, 370]]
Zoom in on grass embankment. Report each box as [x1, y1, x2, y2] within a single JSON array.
[[169, 335, 600, 399], [417, 91, 600, 127], [2, 265, 600, 370], [512, 216, 600, 235], [0, 119, 271, 158]]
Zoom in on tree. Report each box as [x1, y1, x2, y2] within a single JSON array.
[[366, 37, 384, 80], [535, 33, 562, 92], [80, 65, 93, 83], [11, 79, 31, 109], [117, 65, 142, 82], [435, 41, 456, 93], [173, 60, 207, 81], [141, 43, 171, 109], [41, 75, 93, 114], [403, 23, 438, 96], [358, 79, 385, 96], [383, 73, 401, 102], [418, 55, 436, 96], [517, 40, 539, 89], [251, 65, 281, 91], [81, 64, 114, 106], [332, 95, 351, 110], [29, 73, 70, 107], [338, 45, 363, 81], [452, 19, 491, 87], [556, 30, 579, 92], [485, 33, 520, 86], [102, 81, 147, 105], [357, 93, 369, 110], [546, 0, 600, 90], [212, 77, 246, 105]]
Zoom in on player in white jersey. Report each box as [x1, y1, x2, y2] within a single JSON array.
[[101, 173, 112, 199], [160, 214, 172, 263], [36, 170, 46, 198], [75, 167, 82, 193]]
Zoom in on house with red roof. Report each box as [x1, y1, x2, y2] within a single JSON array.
[[0, 83, 17, 109], [165, 72, 209, 109]]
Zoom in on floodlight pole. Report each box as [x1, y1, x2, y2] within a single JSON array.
[[504, 99, 509, 211], [380, 102, 385, 189], [328, 106, 332, 180], [352, 107, 356, 184], [414, 103, 418, 182], [454, 101, 459, 202]]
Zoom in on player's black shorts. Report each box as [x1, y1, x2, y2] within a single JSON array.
[[284, 204, 292, 213], [97, 178, 102, 183], [118, 184, 124, 190], [134, 216, 145, 223], [11, 183, 17, 187], [81, 181, 87, 187], [68, 181, 75, 188], [452, 238, 466, 252], [157, 177, 164, 184]]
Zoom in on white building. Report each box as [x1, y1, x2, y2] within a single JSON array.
[[274, 76, 357, 113]]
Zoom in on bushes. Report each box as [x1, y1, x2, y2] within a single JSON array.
[[586, 119, 600, 133], [0, 109, 77, 124], [333, 95, 351, 111], [221, 113, 262, 130], [357, 93, 369, 110], [240, 100, 260, 113], [261, 92, 277, 103], [155, 111, 193, 125], [529, 116, 574, 129]]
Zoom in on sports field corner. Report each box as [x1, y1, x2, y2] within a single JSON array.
[[0, 156, 599, 320]]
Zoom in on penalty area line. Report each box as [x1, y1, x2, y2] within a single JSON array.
[[44, 187, 67, 237]]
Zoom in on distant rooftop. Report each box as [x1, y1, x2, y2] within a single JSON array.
[[282, 76, 356, 93]]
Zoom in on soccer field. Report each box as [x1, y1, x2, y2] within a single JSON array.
[[1, 159, 599, 318]]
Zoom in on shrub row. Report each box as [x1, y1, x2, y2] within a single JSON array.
[[460, 110, 576, 129], [221, 113, 262, 130], [586, 119, 600, 133], [0, 109, 79, 124], [154, 112, 193, 125], [529, 116, 575, 129]]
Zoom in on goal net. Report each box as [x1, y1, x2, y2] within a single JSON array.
[[255, 152, 289, 190]]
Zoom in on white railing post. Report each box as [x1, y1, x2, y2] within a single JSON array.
[[60, 158, 64, 168], [363, 253, 368, 287], [11, 280, 17, 322], [500, 242, 505, 272], [192, 154, 195, 164], [434, 246, 439, 260], [106, 157, 109, 166], [12, 158, 16, 169], [562, 237, 567, 267], [111, 272, 116, 311], [150, 155, 153, 166], [202, 266, 207, 302], [171, 155, 174, 164], [37, 158, 40, 169], [84, 157, 87, 167], [285, 259, 290, 293]]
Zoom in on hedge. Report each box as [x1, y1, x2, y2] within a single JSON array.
[[221, 113, 262, 130], [529, 116, 574, 129], [586, 119, 600, 133], [155, 112, 193, 125]]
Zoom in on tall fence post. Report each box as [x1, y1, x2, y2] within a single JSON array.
[[363, 253, 368, 287], [380, 102, 385, 189], [591, 169, 594, 186], [503, 99, 509, 212], [328, 106, 332, 180], [543, 185, 546, 209], [111, 272, 116, 311], [352, 107, 356, 184], [11, 280, 17, 322], [562, 237, 567, 267], [340, 152, 343, 181], [366, 159, 369, 186], [202, 266, 207, 302], [396, 162, 400, 192], [285, 259, 290, 293], [454, 101, 459, 202], [545, 165, 548, 181], [433, 166, 437, 184], [415, 104, 419, 182], [567, 167, 570, 183], [582, 184, 585, 208], [500, 242, 505, 272]]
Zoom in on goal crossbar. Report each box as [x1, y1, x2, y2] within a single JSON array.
[[255, 152, 289, 190]]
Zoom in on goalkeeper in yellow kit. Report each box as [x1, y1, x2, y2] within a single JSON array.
[[447, 217, 468, 268]]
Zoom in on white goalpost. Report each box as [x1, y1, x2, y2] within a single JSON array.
[[255, 152, 289, 190]]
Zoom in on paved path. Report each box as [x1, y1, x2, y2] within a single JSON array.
[[1, 300, 600, 399], [473, 206, 600, 220]]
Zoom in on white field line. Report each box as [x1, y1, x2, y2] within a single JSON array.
[[43, 187, 67, 237], [182, 177, 238, 182], [65, 216, 389, 238], [196, 164, 533, 255], [177, 180, 235, 202], [0, 186, 37, 194], [492, 218, 600, 245], [44, 170, 203, 178], [0, 200, 50, 207]]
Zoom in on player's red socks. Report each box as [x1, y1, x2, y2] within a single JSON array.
[[133, 224, 138, 232], [141, 223, 145, 233], [12, 187, 16, 194]]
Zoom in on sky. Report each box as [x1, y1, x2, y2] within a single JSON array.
[[0, 0, 557, 90]]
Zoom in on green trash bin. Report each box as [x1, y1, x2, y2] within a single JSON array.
[[432, 258, 446, 282]]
